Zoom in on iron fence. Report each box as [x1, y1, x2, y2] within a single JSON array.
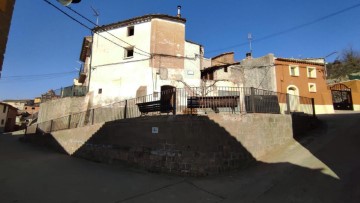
[[36, 86, 315, 133]]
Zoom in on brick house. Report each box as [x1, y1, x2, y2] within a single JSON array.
[[201, 53, 334, 114]]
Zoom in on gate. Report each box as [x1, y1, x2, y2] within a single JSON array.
[[330, 84, 353, 110]]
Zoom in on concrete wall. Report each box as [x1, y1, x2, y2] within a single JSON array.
[[43, 114, 292, 176], [240, 54, 277, 91], [38, 96, 89, 123]]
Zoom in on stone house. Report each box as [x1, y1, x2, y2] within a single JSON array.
[[76, 13, 204, 106], [0, 102, 17, 132]]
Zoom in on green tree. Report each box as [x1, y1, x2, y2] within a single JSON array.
[[327, 47, 360, 80]]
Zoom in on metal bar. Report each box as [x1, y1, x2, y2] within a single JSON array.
[[124, 100, 128, 119]]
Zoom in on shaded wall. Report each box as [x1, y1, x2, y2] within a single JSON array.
[[45, 114, 292, 176]]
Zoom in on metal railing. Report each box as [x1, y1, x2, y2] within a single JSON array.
[[41, 86, 87, 103], [36, 86, 315, 133]]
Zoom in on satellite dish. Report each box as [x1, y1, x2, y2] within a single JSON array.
[[57, 0, 81, 6]]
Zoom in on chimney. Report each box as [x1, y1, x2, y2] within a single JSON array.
[[177, 5, 182, 18], [246, 52, 252, 59]]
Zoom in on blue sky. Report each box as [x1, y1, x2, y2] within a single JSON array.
[[1, 0, 360, 100]]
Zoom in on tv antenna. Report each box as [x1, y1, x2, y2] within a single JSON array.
[[248, 33, 253, 54], [91, 6, 100, 26]]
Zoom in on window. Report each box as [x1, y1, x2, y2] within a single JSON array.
[[1, 119, 4, 125], [307, 67, 317, 78], [125, 47, 134, 58], [224, 67, 228, 72], [3, 105, 6, 113], [289, 65, 299, 76], [127, 26, 134, 36], [308, 83, 317, 92], [25, 107, 27, 110], [98, 88, 102, 94]]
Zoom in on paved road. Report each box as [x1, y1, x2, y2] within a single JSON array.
[[0, 113, 359, 202]]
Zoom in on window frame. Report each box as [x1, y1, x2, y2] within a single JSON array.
[[289, 65, 300, 77], [308, 83, 317, 93], [124, 47, 134, 59], [127, 26, 134, 37], [307, 66, 317, 78]]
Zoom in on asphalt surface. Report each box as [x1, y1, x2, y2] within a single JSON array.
[[0, 113, 359, 202]]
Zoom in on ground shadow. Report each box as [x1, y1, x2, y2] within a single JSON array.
[[21, 114, 354, 201]]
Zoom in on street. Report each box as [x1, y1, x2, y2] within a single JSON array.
[[0, 113, 359, 202]]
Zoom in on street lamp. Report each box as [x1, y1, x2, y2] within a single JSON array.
[[57, 0, 81, 6]]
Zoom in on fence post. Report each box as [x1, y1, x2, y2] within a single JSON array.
[[50, 120, 53, 132], [92, 109, 95, 125], [173, 88, 177, 115], [250, 87, 256, 113], [124, 100, 128, 119], [311, 98, 316, 118], [68, 115, 72, 129], [286, 93, 291, 114]]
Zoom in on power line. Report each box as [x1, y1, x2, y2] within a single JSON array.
[[43, 0, 150, 58], [206, 3, 360, 54], [66, 6, 151, 56], [0, 71, 78, 79]]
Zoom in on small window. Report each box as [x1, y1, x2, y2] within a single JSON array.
[[127, 26, 134, 36], [125, 47, 134, 58], [32, 107, 35, 110], [289, 65, 299, 76], [308, 83, 317, 92], [25, 107, 27, 110], [1, 119, 4, 125], [3, 106, 6, 113], [307, 67, 317, 78], [98, 88, 102, 94], [224, 67, 228, 72]]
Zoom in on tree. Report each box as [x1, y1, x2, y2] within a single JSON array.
[[327, 47, 360, 80]]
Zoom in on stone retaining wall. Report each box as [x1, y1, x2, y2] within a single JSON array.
[[28, 114, 293, 176]]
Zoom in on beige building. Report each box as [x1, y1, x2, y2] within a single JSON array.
[[0, 102, 17, 132], [77, 14, 204, 106], [0, 0, 16, 77]]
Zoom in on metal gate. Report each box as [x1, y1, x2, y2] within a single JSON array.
[[330, 84, 353, 110]]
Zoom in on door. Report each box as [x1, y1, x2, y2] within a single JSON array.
[[330, 84, 353, 110], [287, 86, 300, 112]]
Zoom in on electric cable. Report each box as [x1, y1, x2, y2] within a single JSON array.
[[66, 6, 151, 56], [43, 0, 150, 58], [206, 2, 360, 54]]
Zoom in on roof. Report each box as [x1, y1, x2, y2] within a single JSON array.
[[201, 62, 240, 75], [2, 99, 32, 103], [185, 40, 202, 47], [0, 102, 17, 110], [212, 52, 234, 60], [275, 57, 325, 66], [93, 14, 186, 32]]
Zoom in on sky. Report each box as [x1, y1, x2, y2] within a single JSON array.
[[1, 0, 360, 100]]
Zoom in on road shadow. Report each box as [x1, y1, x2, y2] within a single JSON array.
[[21, 114, 355, 201], [291, 113, 360, 202]]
